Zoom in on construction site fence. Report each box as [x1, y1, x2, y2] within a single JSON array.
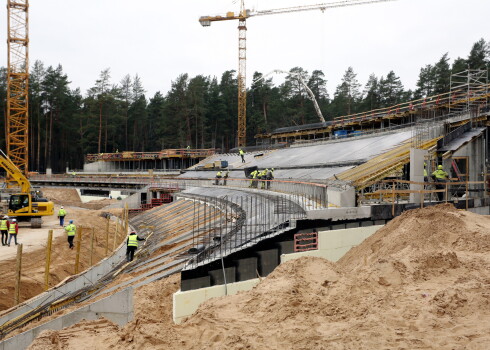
[[29, 175, 328, 211], [146, 178, 328, 211], [182, 192, 307, 269]]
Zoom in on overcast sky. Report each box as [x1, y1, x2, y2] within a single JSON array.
[[0, 0, 488, 98]]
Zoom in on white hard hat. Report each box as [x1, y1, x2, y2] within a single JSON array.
[[12, 219, 16, 222], [60, 206, 64, 209]]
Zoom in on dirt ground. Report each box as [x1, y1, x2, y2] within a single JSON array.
[[27, 204, 490, 349], [0, 188, 125, 312]]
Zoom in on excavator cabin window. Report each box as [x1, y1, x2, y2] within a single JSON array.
[[9, 194, 29, 212]]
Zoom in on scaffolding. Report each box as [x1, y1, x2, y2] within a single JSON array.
[[450, 69, 488, 126]]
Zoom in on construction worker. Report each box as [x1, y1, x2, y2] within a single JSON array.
[[64, 220, 77, 249], [0, 216, 8, 246], [249, 169, 259, 188], [260, 169, 268, 189], [239, 149, 245, 163], [223, 170, 230, 186], [126, 231, 145, 262], [423, 162, 428, 182], [7, 218, 19, 246], [432, 164, 449, 201], [57, 206, 67, 226], [266, 168, 275, 189], [215, 171, 222, 185]]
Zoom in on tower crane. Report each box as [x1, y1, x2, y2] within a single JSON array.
[[6, 0, 29, 183], [253, 69, 326, 123], [199, 0, 396, 147]]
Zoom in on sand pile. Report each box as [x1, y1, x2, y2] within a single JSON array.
[[29, 204, 490, 349], [42, 188, 117, 209], [0, 205, 125, 313], [42, 188, 81, 205]]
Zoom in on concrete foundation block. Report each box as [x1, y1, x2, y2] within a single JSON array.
[[331, 223, 346, 230], [235, 257, 258, 281], [256, 249, 279, 277], [360, 221, 374, 227], [209, 267, 236, 286]]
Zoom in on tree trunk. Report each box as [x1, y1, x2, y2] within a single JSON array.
[[47, 110, 53, 169], [37, 106, 40, 172], [98, 101, 102, 154]]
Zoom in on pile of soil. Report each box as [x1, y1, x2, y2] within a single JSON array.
[[0, 205, 125, 312], [42, 188, 81, 205], [28, 204, 490, 349], [42, 188, 118, 210]]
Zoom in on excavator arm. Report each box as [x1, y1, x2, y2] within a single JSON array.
[[0, 149, 31, 193]]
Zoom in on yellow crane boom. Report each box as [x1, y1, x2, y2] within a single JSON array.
[[200, 0, 396, 147], [6, 0, 29, 179]]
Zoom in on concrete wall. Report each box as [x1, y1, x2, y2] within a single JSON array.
[[173, 224, 383, 324], [0, 288, 133, 350], [173, 279, 260, 324], [281, 225, 383, 263], [327, 186, 355, 208], [452, 133, 485, 183]]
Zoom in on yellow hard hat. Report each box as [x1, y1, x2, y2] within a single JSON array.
[[438, 165, 443, 170]]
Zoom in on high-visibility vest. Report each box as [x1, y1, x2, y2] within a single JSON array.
[[239, 149, 244, 155], [0, 220, 8, 231], [127, 235, 139, 247], [8, 224, 17, 235], [216, 172, 222, 177], [58, 209, 67, 216], [65, 224, 76, 236], [432, 169, 448, 180]]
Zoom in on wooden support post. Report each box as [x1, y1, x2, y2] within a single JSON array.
[[391, 181, 395, 217], [44, 230, 53, 291], [90, 227, 95, 266], [74, 226, 83, 274], [466, 180, 469, 210], [113, 219, 118, 251], [14, 244, 23, 305], [115, 219, 119, 247], [445, 182, 448, 203], [124, 204, 129, 236], [105, 216, 110, 257]]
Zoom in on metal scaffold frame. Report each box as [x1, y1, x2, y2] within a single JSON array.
[[7, 0, 29, 177], [450, 69, 488, 126]]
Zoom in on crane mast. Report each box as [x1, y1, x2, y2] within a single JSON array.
[[199, 0, 396, 147], [237, 1, 247, 148], [6, 0, 29, 180]]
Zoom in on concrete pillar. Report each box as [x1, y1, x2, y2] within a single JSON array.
[[410, 148, 427, 203], [46, 168, 52, 177]]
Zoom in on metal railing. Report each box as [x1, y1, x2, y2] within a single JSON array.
[[182, 192, 308, 269], [359, 178, 487, 214]]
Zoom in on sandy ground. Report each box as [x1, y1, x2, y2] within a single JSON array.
[[27, 204, 490, 350], [0, 188, 125, 312]]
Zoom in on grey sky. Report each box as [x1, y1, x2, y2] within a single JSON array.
[[0, 0, 488, 98]]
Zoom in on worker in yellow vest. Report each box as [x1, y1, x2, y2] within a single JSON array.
[[432, 165, 449, 201], [64, 220, 77, 249], [57, 206, 67, 226], [215, 171, 222, 186], [126, 231, 145, 262], [7, 219, 19, 246], [0, 216, 8, 246]]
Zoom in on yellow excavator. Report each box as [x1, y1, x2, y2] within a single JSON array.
[[0, 150, 54, 228]]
